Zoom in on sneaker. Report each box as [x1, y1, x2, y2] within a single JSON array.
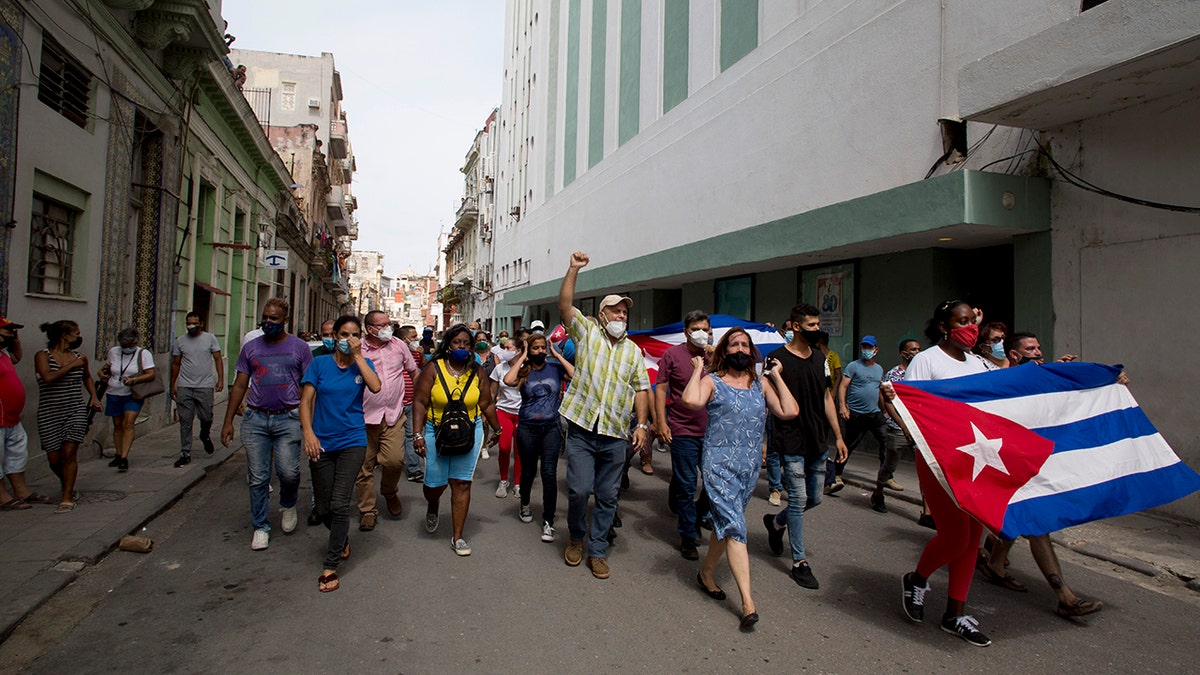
[[201, 436, 215, 455], [564, 539, 584, 566], [870, 492, 888, 513], [495, 480, 510, 498], [452, 538, 472, 556], [407, 471, 424, 483], [108, 456, 121, 468], [824, 477, 844, 495], [424, 511, 439, 534], [587, 556, 611, 579], [902, 572, 929, 622], [790, 561, 819, 589], [359, 513, 376, 532], [307, 509, 320, 526], [519, 504, 533, 523], [680, 537, 699, 561], [941, 614, 991, 647], [173, 456, 191, 468], [117, 457, 129, 473], [281, 507, 298, 533], [885, 478, 904, 491], [768, 490, 782, 507], [917, 513, 936, 530], [541, 521, 555, 542], [251, 529, 269, 551], [763, 513, 785, 556], [481, 447, 490, 460]]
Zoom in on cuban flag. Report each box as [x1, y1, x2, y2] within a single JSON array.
[[627, 315, 786, 383], [891, 362, 1200, 539]]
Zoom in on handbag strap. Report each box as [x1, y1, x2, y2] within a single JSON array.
[[435, 360, 475, 403]]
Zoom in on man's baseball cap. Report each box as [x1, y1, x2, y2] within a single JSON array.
[[861, 335, 877, 347], [530, 320, 546, 330], [0, 316, 23, 330], [598, 294, 633, 314]]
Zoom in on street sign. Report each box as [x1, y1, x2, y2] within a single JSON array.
[[263, 249, 289, 269]]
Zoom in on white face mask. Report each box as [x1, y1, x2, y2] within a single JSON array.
[[375, 327, 394, 342], [498, 349, 517, 363], [605, 320, 627, 339], [687, 330, 709, 347]]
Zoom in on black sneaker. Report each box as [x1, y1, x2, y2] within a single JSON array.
[[612, 513, 622, 528], [173, 456, 191, 468], [902, 572, 929, 622], [680, 538, 699, 561], [117, 457, 129, 473], [307, 509, 320, 526], [763, 513, 785, 556], [201, 436, 215, 454], [108, 456, 121, 467], [407, 471, 425, 483], [941, 614, 992, 647], [870, 492, 888, 513], [790, 561, 819, 589]]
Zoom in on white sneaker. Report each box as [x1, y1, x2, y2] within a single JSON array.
[[768, 490, 782, 507], [541, 521, 555, 542], [495, 480, 510, 498], [452, 538, 472, 556], [481, 447, 490, 460], [251, 529, 269, 550], [281, 507, 297, 533]]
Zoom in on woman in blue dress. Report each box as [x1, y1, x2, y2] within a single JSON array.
[[682, 327, 798, 629]]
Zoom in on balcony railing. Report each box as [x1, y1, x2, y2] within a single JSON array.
[[242, 87, 271, 129]]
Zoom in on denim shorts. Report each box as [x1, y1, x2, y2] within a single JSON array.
[[105, 393, 144, 417], [423, 420, 483, 487], [1, 424, 29, 477]]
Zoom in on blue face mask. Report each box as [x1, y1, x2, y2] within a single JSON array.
[[784, 331, 794, 343], [261, 320, 284, 338], [322, 337, 336, 351], [861, 349, 876, 361], [990, 341, 1006, 360], [337, 339, 351, 354], [448, 348, 471, 363]]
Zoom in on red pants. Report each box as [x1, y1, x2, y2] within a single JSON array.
[[497, 409, 520, 484], [914, 455, 982, 603]]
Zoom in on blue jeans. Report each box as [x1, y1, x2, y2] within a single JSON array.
[[774, 452, 828, 561], [565, 421, 626, 559], [764, 419, 783, 493], [517, 422, 562, 526], [402, 403, 423, 476], [669, 436, 705, 540], [241, 408, 303, 532]]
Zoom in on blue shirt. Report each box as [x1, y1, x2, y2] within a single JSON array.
[[843, 359, 883, 414], [301, 355, 376, 452], [519, 360, 567, 425]]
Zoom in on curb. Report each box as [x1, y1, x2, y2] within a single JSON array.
[[0, 565, 79, 642]]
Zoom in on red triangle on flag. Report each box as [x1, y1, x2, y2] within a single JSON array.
[[892, 383, 1054, 534]]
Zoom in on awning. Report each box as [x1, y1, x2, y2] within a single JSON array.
[[194, 281, 231, 297]]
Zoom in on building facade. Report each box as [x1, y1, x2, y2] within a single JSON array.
[[491, 0, 1200, 520]]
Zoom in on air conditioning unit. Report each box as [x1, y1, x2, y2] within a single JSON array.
[[307, 97, 321, 109]]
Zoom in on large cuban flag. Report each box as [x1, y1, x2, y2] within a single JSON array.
[[891, 362, 1200, 539], [627, 315, 786, 383]]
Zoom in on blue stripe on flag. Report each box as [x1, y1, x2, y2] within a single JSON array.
[[905, 362, 1123, 402], [1000, 462, 1200, 538], [1034, 407, 1160, 453]]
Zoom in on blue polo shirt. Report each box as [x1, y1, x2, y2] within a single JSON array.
[[301, 355, 376, 452]]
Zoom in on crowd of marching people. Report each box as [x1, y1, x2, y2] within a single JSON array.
[[0, 251, 1122, 642]]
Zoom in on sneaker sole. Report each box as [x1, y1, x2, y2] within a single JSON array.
[[827, 483, 844, 495], [941, 624, 991, 647], [901, 575, 923, 623]]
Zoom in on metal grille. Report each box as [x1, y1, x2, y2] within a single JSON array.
[[242, 87, 272, 128], [37, 36, 91, 128], [28, 197, 75, 295]]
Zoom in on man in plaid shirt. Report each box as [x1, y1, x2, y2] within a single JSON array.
[[557, 252, 651, 579]]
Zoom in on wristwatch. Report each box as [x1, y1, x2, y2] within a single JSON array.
[[636, 423, 651, 431]]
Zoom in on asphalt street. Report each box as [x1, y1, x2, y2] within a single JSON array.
[[6, 452, 1199, 673]]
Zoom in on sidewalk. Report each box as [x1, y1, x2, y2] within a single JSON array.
[[837, 449, 1200, 589], [0, 402, 239, 640]]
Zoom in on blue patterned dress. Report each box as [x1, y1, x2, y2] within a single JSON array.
[[701, 374, 766, 543]]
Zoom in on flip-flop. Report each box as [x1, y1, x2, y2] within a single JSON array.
[[55, 502, 77, 514], [340, 539, 351, 560], [1056, 598, 1103, 618], [318, 572, 340, 592], [20, 492, 55, 505], [976, 556, 1028, 592], [0, 498, 32, 511]]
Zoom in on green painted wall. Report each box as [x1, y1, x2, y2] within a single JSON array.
[[1012, 231, 1054, 356], [755, 268, 798, 326], [663, 0, 689, 113], [618, 0, 641, 146], [588, 0, 608, 169], [719, 0, 758, 72], [564, 0, 581, 185], [681, 279, 713, 315], [546, 0, 560, 198]]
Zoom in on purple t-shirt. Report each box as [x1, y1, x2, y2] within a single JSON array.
[[655, 343, 709, 437], [236, 335, 313, 410]]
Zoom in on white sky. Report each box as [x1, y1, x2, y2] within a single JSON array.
[[222, 0, 505, 277]]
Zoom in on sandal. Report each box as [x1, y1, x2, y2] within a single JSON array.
[[340, 539, 351, 560], [55, 501, 77, 514], [0, 498, 32, 511], [318, 571, 340, 592], [976, 556, 1028, 592], [20, 492, 54, 505], [1056, 598, 1103, 618]]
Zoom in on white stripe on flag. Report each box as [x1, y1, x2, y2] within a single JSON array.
[[971, 383, 1137, 430], [1009, 433, 1180, 503]]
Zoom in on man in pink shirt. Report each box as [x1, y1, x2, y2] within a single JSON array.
[[357, 311, 419, 531]]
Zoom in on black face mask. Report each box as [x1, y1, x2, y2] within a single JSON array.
[[725, 352, 753, 372], [528, 353, 547, 366], [1018, 356, 1038, 365], [68, 337, 83, 350], [187, 325, 202, 336], [801, 329, 827, 347]]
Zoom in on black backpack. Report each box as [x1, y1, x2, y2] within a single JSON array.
[[434, 363, 477, 456]]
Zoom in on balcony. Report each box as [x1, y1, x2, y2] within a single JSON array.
[[347, 224, 359, 240], [341, 156, 355, 183], [327, 185, 349, 235], [455, 196, 478, 228], [329, 119, 348, 159]]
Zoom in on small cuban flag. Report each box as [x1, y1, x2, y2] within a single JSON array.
[[627, 315, 786, 384], [891, 362, 1200, 539]]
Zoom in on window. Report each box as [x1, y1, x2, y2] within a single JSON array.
[[281, 81, 296, 111], [28, 196, 78, 295], [37, 36, 92, 128]]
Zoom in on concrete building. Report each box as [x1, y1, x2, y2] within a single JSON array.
[[0, 0, 316, 445], [442, 109, 499, 331], [346, 249, 384, 317], [491, 1, 1200, 520]]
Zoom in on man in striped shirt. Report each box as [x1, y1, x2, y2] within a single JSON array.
[[558, 252, 651, 579]]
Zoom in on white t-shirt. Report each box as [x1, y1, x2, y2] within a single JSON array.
[[904, 345, 989, 382], [490, 360, 523, 415], [107, 347, 156, 397]]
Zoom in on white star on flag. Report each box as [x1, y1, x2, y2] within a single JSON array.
[[956, 422, 1009, 480]]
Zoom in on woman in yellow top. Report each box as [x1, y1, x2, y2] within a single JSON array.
[[412, 324, 502, 556]]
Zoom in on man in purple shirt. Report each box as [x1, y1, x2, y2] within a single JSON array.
[[222, 298, 314, 551], [654, 310, 713, 560]]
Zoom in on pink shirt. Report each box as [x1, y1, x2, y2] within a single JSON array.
[[361, 337, 418, 426]]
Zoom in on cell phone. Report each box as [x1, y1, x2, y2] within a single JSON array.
[[763, 358, 777, 374]]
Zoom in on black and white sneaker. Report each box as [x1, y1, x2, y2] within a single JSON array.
[[790, 561, 819, 589], [902, 572, 929, 623], [941, 614, 992, 647]]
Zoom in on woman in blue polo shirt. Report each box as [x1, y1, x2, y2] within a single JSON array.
[[300, 315, 381, 592]]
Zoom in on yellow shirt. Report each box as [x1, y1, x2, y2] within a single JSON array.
[[429, 359, 481, 425]]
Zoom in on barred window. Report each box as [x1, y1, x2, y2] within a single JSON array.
[[37, 36, 92, 128], [28, 196, 77, 296]]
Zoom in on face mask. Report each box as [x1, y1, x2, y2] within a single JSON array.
[[187, 325, 202, 336], [605, 321, 626, 339], [375, 327, 394, 342], [1018, 355, 1039, 365], [688, 330, 709, 347], [801, 329, 826, 347], [261, 320, 284, 338], [528, 353, 547, 366], [498, 349, 517, 363], [725, 352, 753, 372], [475, 341, 489, 351], [861, 349, 876, 361], [121, 346, 137, 355], [448, 348, 471, 363], [337, 339, 352, 354], [68, 337, 83, 350], [532, 329, 544, 335], [322, 337, 336, 351], [990, 342, 1006, 360], [784, 330, 794, 343], [948, 324, 979, 349]]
